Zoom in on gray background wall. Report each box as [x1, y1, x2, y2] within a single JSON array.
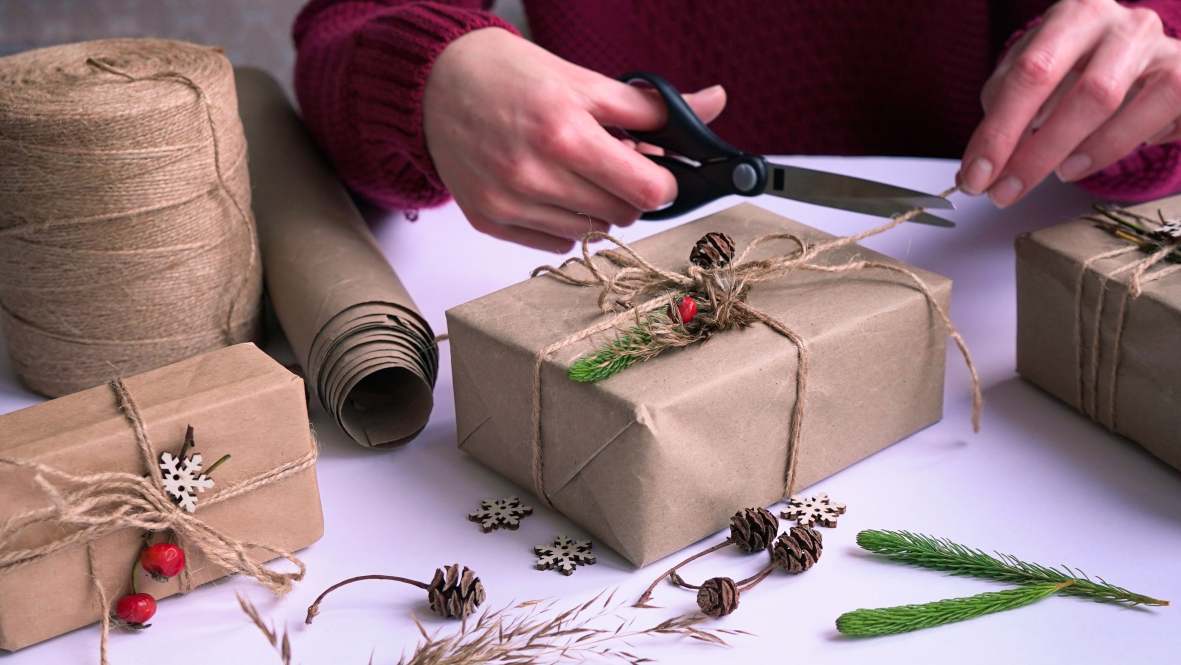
[[0, 0, 527, 91]]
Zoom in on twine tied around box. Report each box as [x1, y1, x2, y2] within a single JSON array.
[[0, 39, 261, 397], [1075, 206, 1181, 430], [0, 379, 315, 664], [528, 187, 982, 508]]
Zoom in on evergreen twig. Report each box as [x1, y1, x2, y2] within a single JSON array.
[[1086, 204, 1181, 264], [567, 299, 710, 383], [568, 320, 657, 383], [856, 530, 1168, 607], [836, 581, 1072, 637]]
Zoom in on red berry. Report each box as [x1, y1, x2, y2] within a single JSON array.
[[675, 296, 698, 323], [140, 543, 186, 579], [114, 593, 156, 625]]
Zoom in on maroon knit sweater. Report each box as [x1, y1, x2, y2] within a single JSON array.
[[292, 0, 1181, 211]]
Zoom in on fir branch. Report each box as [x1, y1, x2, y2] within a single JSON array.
[[836, 582, 1071, 637], [856, 530, 1168, 607], [567, 304, 708, 383], [1087, 205, 1181, 264], [568, 321, 657, 383]]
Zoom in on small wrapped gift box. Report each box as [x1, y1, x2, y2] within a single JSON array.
[[448, 203, 959, 566], [0, 343, 323, 651], [1017, 195, 1181, 471]]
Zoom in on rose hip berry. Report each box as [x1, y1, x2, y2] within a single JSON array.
[[674, 296, 698, 324], [114, 593, 156, 626], [140, 543, 186, 579]]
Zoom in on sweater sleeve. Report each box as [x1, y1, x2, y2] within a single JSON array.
[[1077, 0, 1181, 202], [292, 0, 519, 210]]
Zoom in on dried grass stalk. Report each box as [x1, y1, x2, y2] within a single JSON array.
[[240, 590, 748, 664]]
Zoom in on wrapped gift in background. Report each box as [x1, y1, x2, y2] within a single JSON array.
[[0, 343, 323, 652], [448, 203, 963, 567], [1017, 195, 1181, 472]]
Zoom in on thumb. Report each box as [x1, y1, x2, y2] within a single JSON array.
[[588, 78, 727, 130]]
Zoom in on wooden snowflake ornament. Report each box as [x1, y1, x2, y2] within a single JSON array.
[[782, 493, 846, 528], [534, 536, 596, 575], [159, 450, 214, 513], [468, 497, 533, 532]]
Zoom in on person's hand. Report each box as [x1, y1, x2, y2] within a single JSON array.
[[959, 0, 1181, 207], [423, 28, 726, 252]]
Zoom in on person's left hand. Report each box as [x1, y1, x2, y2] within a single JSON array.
[[959, 0, 1181, 207]]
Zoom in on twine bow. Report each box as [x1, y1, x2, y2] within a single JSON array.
[[528, 188, 982, 509], [0, 379, 314, 664]]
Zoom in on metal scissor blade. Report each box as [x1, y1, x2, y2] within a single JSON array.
[[763, 163, 956, 227]]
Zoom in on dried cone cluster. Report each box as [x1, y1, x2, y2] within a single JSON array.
[[730, 507, 779, 552], [696, 576, 740, 617], [636, 504, 829, 617], [771, 525, 823, 573], [428, 564, 486, 619]]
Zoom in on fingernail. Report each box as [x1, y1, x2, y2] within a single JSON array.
[[960, 158, 993, 195], [988, 176, 1024, 208], [1056, 153, 1091, 182], [1148, 121, 1176, 145]]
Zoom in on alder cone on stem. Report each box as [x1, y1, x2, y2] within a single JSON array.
[[771, 525, 823, 573], [697, 577, 740, 617], [690, 231, 736, 269], [729, 507, 779, 552], [427, 564, 486, 619]]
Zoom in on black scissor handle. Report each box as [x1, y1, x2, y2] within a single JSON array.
[[619, 72, 766, 219]]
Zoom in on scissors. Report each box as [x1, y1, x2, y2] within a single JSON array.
[[618, 72, 955, 226]]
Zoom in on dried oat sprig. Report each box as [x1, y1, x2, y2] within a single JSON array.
[[238, 594, 291, 665], [243, 590, 748, 665]]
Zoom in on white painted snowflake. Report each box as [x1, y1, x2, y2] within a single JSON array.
[[534, 536, 596, 575], [781, 493, 846, 528], [159, 451, 215, 513], [468, 497, 533, 532]]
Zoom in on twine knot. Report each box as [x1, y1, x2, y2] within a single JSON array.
[[0, 379, 314, 664]]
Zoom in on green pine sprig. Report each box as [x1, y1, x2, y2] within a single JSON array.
[[836, 581, 1071, 637], [856, 530, 1168, 607], [567, 321, 656, 383], [1087, 204, 1181, 264]]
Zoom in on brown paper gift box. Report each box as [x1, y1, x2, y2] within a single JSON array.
[[447, 203, 952, 567], [1016, 195, 1181, 472], [0, 343, 324, 651]]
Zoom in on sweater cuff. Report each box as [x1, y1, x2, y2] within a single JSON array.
[[1077, 0, 1181, 201], [297, 3, 518, 209]]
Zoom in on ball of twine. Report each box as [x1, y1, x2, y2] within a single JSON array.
[[0, 38, 261, 396]]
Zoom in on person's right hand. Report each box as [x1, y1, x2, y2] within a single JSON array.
[[423, 28, 727, 252]]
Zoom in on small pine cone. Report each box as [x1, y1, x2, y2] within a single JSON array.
[[729, 507, 779, 553], [427, 564, 486, 619], [689, 232, 736, 269], [770, 525, 823, 573], [696, 577, 740, 617]]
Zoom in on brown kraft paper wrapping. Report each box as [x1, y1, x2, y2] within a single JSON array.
[[1016, 194, 1181, 471], [447, 203, 952, 567], [234, 67, 438, 448], [0, 343, 324, 651]]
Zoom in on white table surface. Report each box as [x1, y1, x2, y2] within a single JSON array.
[[3, 157, 1179, 665]]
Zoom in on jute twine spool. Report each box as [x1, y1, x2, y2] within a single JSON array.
[[0, 38, 261, 396]]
